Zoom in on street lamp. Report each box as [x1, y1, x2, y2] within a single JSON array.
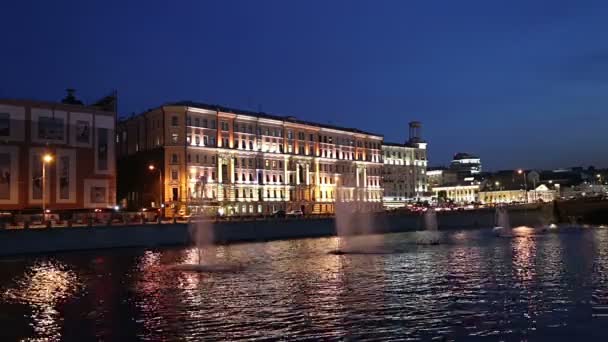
[[149, 164, 163, 218], [42, 153, 53, 221], [517, 169, 529, 203]]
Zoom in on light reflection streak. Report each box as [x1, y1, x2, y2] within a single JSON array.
[[2, 261, 81, 341]]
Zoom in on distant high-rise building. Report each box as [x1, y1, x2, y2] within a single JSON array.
[[450, 152, 481, 174]]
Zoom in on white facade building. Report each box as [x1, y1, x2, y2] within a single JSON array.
[[381, 122, 428, 208]]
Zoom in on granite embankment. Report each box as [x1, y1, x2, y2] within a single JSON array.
[[0, 205, 555, 256]]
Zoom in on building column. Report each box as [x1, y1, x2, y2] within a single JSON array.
[[217, 157, 223, 183], [306, 163, 310, 185], [296, 163, 301, 185], [230, 157, 235, 183]]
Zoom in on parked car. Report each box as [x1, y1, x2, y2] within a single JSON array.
[[287, 210, 304, 217], [271, 210, 286, 218]]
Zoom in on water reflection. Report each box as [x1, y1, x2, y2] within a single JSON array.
[[2, 229, 608, 340], [2, 260, 81, 341]]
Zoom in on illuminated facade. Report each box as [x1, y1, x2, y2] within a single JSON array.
[[382, 142, 428, 207], [381, 121, 428, 208], [432, 184, 480, 204], [117, 102, 383, 216], [0, 91, 117, 211], [478, 189, 526, 204], [450, 152, 481, 174]]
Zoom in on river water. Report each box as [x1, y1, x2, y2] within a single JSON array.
[[2, 227, 608, 341]]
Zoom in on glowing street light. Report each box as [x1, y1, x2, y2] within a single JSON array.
[[42, 153, 54, 221], [516, 169, 528, 203], [149, 164, 163, 217]]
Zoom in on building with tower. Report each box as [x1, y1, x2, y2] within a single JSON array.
[[381, 121, 428, 208], [116, 102, 384, 217]]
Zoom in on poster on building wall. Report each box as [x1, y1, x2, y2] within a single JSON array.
[[97, 127, 108, 170], [32, 154, 42, 200], [38, 116, 65, 140], [90, 186, 106, 203], [75, 120, 90, 144], [0, 113, 9, 137], [59, 156, 70, 200], [0, 153, 10, 199]]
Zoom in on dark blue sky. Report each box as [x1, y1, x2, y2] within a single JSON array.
[[2, 0, 608, 170]]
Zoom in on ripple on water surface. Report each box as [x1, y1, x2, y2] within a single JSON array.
[[1, 228, 608, 340]]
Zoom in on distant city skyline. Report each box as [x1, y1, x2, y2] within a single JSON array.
[[2, 0, 608, 170]]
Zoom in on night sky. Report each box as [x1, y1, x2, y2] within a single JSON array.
[[2, 0, 608, 170]]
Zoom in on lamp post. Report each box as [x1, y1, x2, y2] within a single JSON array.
[[517, 169, 528, 203], [149, 165, 163, 218], [42, 153, 53, 222]]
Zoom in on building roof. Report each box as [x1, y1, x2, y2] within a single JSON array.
[[125, 101, 383, 138], [383, 141, 408, 147], [452, 152, 479, 160]]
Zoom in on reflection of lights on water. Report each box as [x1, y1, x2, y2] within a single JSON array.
[[549, 224, 558, 229], [453, 231, 467, 241], [512, 236, 537, 284], [2, 261, 81, 341]]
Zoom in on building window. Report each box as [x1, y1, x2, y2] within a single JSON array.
[[171, 116, 178, 126], [171, 170, 178, 180], [195, 136, 200, 145], [210, 119, 216, 129], [172, 154, 178, 163], [171, 133, 179, 143], [187, 154, 191, 163], [221, 121, 229, 131], [195, 154, 199, 163], [202, 118, 208, 128]]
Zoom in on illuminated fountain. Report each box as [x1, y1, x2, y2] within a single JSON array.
[[492, 206, 513, 237], [415, 208, 441, 245], [171, 218, 242, 272], [331, 195, 384, 254]]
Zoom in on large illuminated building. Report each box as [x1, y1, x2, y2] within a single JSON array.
[[0, 90, 117, 211], [117, 102, 384, 216], [382, 121, 428, 208]]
